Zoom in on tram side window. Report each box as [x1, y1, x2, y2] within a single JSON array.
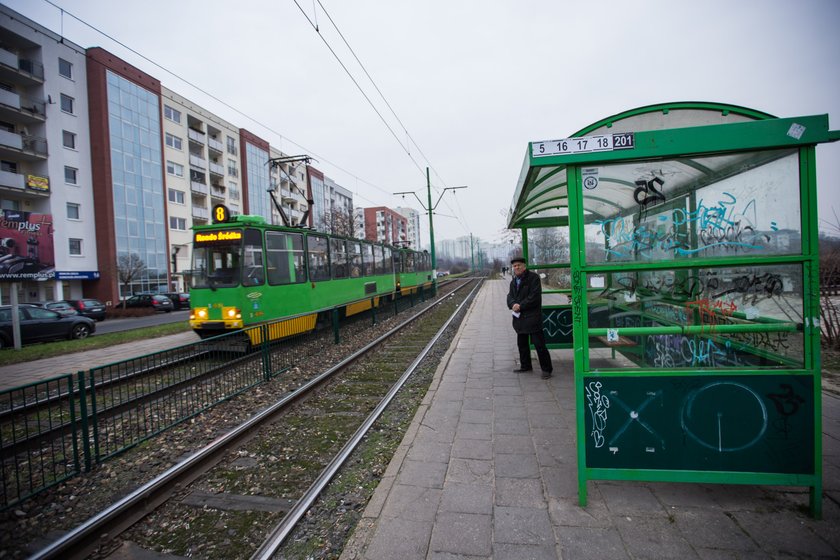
[[349, 241, 362, 278], [405, 251, 415, 273], [362, 242, 374, 276], [307, 235, 330, 281], [374, 246, 385, 275], [384, 247, 393, 274], [331, 238, 349, 279], [266, 231, 306, 285], [242, 228, 265, 286]]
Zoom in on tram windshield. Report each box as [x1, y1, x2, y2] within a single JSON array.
[[191, 228, 243, 289]]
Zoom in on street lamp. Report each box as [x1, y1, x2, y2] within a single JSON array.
[[394, 167, 466, 277]]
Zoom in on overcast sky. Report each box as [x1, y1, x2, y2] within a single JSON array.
[[6, 0, 840, 244]]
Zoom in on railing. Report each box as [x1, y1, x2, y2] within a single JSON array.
[[191, 181, 208, 195], [207, 137, 223, 152], [0, 291, 434, 509], [21, 135, 47, 157], [210, 186, 225, 199], [189, 153, 206, 168], [192, 206, 209, 219], [188, 129, 205, 143], [209, 161, 224, 175]]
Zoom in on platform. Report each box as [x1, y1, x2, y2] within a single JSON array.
[[340, 278, 840, 559]]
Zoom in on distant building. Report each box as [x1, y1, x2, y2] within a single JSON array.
[[355, 206, 408, 245], [395, 206, 422, 248]]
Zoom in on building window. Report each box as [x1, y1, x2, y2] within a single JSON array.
[[58, 58, 73, 79], [228, 181, 240, 201], [166, 160, 184, 177], [168, 188, 185, 204], [228, 158, 238, 177], [226, 136, 236, 155], [62, 130, 76, 149], [60, 94, 74, 114], [64, 166, 78, 185], [67, 203, 80, 220], [169, 216, 187, 230], [165, 133, 182, 150], [164, 105, 181, 123], [69, 238, 82, 255]]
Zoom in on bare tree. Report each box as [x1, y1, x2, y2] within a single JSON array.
[[117, 253, 146, 307]]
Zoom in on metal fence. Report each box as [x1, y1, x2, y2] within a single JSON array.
[[0, 289, 431, 509]]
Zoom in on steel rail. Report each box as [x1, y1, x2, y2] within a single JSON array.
[[250, 278, 483, 559], [28, 278, 476, 560]]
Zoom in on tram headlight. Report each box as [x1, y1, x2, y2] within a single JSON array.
[[224, 306, 241, 320], [191, 308, 208, 321]]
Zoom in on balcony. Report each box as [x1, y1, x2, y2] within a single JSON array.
[[210, 186, 225, 199], [0, 129, 48, 160], [188, 129, 205, 144], [192, 206, 209, 220], [0, 48, 44, 86], [0, 89, 46, 124], [190, 182, 208, 195], [207, 137, 223, 153], [208, 161, 224, 176], [189, 154, 206, 168], [0, 169, 25, 191]]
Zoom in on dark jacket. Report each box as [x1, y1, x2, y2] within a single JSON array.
[[507, 268, 543, 334]]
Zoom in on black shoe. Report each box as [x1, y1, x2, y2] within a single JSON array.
[[541, 371, 552, 379], [513, 367, 533, 373]]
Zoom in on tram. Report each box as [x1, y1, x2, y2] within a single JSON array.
[[188, 205, 433, 340]]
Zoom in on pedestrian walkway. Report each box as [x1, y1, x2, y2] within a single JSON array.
[[0, 331, 199, 391], [341, 278, 840, 559]]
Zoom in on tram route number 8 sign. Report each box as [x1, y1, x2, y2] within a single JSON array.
[[583, 374, 814, 474], [212, 203, 231, 224], [532, 132, 634, 158]]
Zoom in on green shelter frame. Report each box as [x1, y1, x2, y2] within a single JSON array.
[[508, 102, 840, 518]]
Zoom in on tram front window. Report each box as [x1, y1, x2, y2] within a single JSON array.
[[191, 230, 243, 289]]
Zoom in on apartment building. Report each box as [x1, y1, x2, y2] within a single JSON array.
[[161, 87, 242, 291], [394, 206, 421, 248], [356, 206, 408, 245], [0, 5, 355, 305], [0, 6, 97, 303]]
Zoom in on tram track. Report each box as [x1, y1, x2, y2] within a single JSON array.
[[25, 277, 481, 560]]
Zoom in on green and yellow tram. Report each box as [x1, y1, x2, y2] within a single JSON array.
[[188, 207, 433, 340]]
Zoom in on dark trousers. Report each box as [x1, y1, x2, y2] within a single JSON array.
[[517, 331, 553, 372]]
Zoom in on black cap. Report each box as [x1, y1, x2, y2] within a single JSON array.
[[510, 257, 526, 265]]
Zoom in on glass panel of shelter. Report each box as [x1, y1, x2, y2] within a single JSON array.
[[576, 147, 804, 372]]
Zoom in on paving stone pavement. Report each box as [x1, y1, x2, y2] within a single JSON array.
[[340, 278, 840, 560]]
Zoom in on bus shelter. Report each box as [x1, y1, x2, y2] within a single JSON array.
[[508, 102, 839, 517]]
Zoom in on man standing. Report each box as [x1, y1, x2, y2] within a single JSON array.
[[507, 257, 553, 379]]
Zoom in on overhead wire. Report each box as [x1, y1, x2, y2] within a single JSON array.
[[37, 0, 400, 204], [33, 0, 475, 239], [306, 0, 472, 235]]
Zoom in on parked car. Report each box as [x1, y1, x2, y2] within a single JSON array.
[[159, 292, 190, 310], [0, 304, 96, 348], [123, 294, 173, 312], [26, 301, 79, 317], [60, 298, 107, 321]]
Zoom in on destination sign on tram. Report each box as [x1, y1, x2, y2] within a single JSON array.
[[194, 230, 243, 244], [531, 132, 635, 158]]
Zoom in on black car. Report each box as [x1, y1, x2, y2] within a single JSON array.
[[159, 292, 190, 310], [124, 294, 174, 312], [0, 304, 96, 348], [26, 301, 79, 317], [60, 298, 107, 321]]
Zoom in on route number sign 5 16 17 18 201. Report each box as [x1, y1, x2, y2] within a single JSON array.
[[532, 132, 634, 158]]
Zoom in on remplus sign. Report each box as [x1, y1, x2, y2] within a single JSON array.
[[0, 210, 55, 281]]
